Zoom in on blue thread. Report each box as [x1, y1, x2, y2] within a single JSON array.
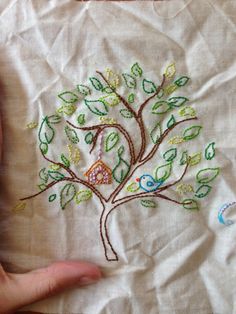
[[218, 202, 235, 226], [137, 174, 163, 192]]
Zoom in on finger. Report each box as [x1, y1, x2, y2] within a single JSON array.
[[1, 261, 102, 313]]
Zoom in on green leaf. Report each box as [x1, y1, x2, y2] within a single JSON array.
[[154, 162, 172, 181], [39, 168, 48, 183], [84, 99, 108, 116], [77, 114, 86, 125], [168, 96, 188, 108], [140, 199, 157, 208], [131, 62, 143, 77], [49, 194, 57, 202], [77, 84, 91, 96], [122, 73, 136, 88], [178, 106, 196, 118], [38, 117, 55, 144], [58, 91, 78, 103], [183, 125, 202, 141], [112, 147, 130, 183], [60, 183, 76, 210], [102, 86, 113, 94], [163, 148, 177, 162], [126, 182, 140, 192], [39, 142, 48, 155], [195, 185, 212, 198], [99, 93, 120, 107], [128, 93, 135, 104], [105, 132, 119, 152], [150, 122, 162, 144], [142, 79, 156, 94], [75, 190, 92, 204], [196, 168, 220, 184], [38, 183, 47, 191], [120, 109, 134, 118], [180, 151, 188, 165], [61, 154, 70, 167], [152, 101, 171, 114], [189, 152, 201, 166], [48, 115, 62, 124], [48, 170, 65, 181], [167, 114, 176, 128], [205, 142, 215, 160], [89, 77, 103, 91], [182, 199, 199, 210], [174, 76, 190, 87], [85, 132, 94, 144], [65, 126, 79, 144]]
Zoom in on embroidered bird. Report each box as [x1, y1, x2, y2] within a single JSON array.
[[136, 174, 164, 192]]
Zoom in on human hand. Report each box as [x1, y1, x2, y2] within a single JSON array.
[[0, 119, 101, 314]]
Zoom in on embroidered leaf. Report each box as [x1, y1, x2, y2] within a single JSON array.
[[196, 168, 220, 184], [131, 62, 143, 77], [157, 88, 164, 98], [154, 162, 172, 182], [27, 122, 38, 129], [60, 183, 76, 210], [180, 151, 188, 165], [39, 168, 49, 183], [65, 126, 79, 144], [167, 114, 176, 128], [89, 77, 103, 91], [174, 76, 190, 87], [120, 109, 134, 118], [127, 182, 140, 193], [85, 132, 94, 144], [58, 91, 78, 103], [165, 63, 176, 78], [57, 104, 77, 116], [48, 170, 65, 181], [12, 201, 26, 213], [105, 132, 119, 152], [38, 117, 55, 144], [179, 106, 196, 118], [39, 142, 48, 155], [152, 101, 170, 114], [102, 86, 113, 94], [105, 68, 120, 88], [48, 115, 62, 124], [165, 84, 178, 95], [77, 84, 91, 96], [195, 185, 212, 198], [150, 122, 162, 144], [168, 96, 188, 108], [75, 190, 92, 204], [140, 199, 157, 208], [205, 142, 215, 160], [84, 99, 108, 116], [168, 136, 184, 145], [182, 199, 199, 211], [189, 152, 201, 166], [38, 183, 47, 191], [122, 73, 136, 88], [142, 79, 156, 94], [113, 146, 130, 183], [100, 93, 120, 107], [61, 154, 70, 167], [77, 114, 86, 125], [128, 93, 135, 103], [176, 183, 194, 195], [49, 194, 57, 202], [183, 125, 202, 141], [163, 148, 177, 162]]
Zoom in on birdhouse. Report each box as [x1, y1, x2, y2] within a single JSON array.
[[84, 160, 112, 185]]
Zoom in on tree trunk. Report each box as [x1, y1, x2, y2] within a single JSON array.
[[100, 205, 118, 261]]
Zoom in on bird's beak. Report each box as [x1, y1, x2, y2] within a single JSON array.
[[136, 178, 140, 182]]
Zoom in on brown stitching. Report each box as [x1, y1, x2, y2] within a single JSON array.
[[66, 120, 136, 165]]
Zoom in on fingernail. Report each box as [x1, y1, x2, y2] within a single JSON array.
[[79, 276, 100, 286]]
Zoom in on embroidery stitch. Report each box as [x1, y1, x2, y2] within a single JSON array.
[[20, 62, 220, 262], [27, 122, 38, 129], [218, 202, 235, 226], [205, 142, 215, 160]]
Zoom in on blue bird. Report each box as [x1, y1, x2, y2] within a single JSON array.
[[136, 174, 164, 192]]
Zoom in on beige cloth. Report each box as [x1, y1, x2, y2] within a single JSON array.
[[0, 0, 236, 313]]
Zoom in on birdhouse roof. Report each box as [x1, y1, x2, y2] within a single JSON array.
[[84, 160, 112, 176]]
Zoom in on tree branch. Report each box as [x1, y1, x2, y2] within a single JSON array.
[[66, 121, 136, 165], [141, 117, 198, 163]]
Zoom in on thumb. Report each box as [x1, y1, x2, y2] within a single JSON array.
[[1, 261, 102, 313]]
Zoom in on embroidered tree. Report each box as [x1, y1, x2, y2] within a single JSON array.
[[20, 63, 219, 261]]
